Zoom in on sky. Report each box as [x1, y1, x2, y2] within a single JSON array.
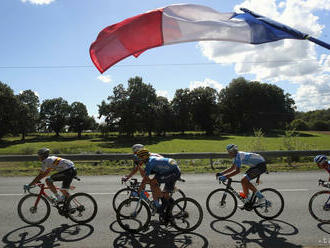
[[1, 0, 330, 122]]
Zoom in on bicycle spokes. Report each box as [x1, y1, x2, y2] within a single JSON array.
[[116, 198, 151, 233]]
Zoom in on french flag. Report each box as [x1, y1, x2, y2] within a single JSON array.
[[90, 4, 310, 73]]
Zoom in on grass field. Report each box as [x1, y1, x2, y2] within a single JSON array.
[[0, 131, 329, 176]]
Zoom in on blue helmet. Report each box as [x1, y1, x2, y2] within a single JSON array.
[[226, 144, 238, 152], [314, 155, 327, 163]]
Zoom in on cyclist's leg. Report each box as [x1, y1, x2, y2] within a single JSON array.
[[46, 172, 63, 196], [59, 168, 76, 200], [150, 177, 163, 201]]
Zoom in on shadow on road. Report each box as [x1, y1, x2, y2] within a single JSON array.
[[317, 222, 330, 234], [2, 223, 94, 248], [110, 220, 208, 248], [210, 219, 301, 248]]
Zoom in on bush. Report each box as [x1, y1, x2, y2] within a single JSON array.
[[20, 146, 35, 155], [290, 119, 309, 131]]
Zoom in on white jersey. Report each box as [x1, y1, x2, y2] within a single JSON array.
[[41, 156, 75, 172], [233, 151, 265, 168]]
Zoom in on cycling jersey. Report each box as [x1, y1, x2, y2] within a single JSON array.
[[41, 156, 75, 172], [233, 151, 265, 168], [145, 156, 179, 176]]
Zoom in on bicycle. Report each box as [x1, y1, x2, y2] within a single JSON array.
[[18, 181, 98, 225], [112, 177, 186, 213], [308, 179, 330, 223], [206, 176, 284, 220], [115, 184, 203, 233]]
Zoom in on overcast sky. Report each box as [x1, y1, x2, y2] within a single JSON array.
[[1, 0, 329, 121]]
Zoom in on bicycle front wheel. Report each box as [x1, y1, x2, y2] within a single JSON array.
[[254, 188, 284, 220], [206, 188, 237, 220], [112, 188, 135, 212], [66, 193, 98, 224], [309, 190, 330, 223], [18, 194, 51, 225], [116, 198, 151, 233], [170, 197, 203, 232]]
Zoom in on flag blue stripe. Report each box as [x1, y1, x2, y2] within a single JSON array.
[[233, 13, 301, 44]]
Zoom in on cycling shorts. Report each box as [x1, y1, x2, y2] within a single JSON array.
[[50, 167, 77, 189], [155, 168, 181, 192], [245, 162, 267, 181]]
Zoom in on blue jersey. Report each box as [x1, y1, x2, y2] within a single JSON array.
[[233, 151, 265, 168], [145, 156, 178, 176]]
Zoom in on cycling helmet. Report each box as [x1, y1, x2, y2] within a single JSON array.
[[226, 144, 238, 152], [136, 149, 150, 160], [37, 148, 50, 157], [314, 155, 327, 163], [132, 144, 144, 153]]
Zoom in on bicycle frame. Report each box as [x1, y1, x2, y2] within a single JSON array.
[[222, 178, 256, 204]]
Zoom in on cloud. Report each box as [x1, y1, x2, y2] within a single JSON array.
[[97, 75, 112, 83], [189, 78, 224, 92], [156, 90, 170, 99], [21, 0, 55, 4], [198, 0, 330, 111]]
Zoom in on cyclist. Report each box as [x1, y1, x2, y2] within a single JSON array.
[[314, 155, 330, 181], [217, 144, 267, 207], [121, 144, 163, 182], [136, 149, 181, 216], [23, 148, 77, 202]]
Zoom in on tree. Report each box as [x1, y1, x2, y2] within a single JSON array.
[[310, 120, 329, 131], [218, 77, 296, 133], [190, 87, 218, 135], [69, 102, 90, 138], [98, 76, 158, 137], [0, 82, 19, 139], [171, 88, 192, 134], [154, 96, 173, 136], [98, 83, 131, 134], [40, 98, 70, 136], [16, 90, 40, 140], [290, 119, 309, 131]]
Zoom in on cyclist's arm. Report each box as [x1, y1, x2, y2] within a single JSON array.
[[126, 166, 139, 179], [137, 163, 145, 177], [224, 164, 240, 178], [138, 174, 150, 193], [29, 168, 51, 186], [222, 164, 236, 175]]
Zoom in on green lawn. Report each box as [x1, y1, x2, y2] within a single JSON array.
[[0, 131, 328, 176], [0, 131, 329, 155]]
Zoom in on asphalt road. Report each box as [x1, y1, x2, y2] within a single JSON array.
[[0, 171, 329, 248]]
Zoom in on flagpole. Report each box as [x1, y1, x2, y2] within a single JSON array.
[[306, 36, 330, 50]]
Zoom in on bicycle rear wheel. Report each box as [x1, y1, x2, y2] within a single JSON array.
[[170, 197, 203, 232], [206, 188, 237, 220], [112, 188, 135, 212], [17, 194, 51, 225], [309, 190, 330, 223], [116, 198, 151, 233], [66, 192, 98, 224], [254, 188, 284, 220]]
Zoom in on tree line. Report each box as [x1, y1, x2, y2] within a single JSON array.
[[1, 77, 329, 140], [0, 82, 97, 140]]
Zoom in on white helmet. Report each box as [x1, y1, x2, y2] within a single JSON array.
[[226, 144, 238, 152], [132, 144, 144, 153]]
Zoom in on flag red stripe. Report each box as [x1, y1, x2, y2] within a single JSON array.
[[90, 9, 163, 73]]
